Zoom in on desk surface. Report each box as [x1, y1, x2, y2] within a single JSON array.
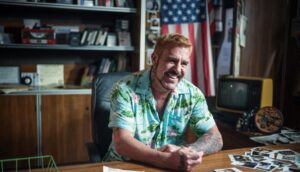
[[58, 143, 300, 172]]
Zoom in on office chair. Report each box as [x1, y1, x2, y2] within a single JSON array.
[[87, 72, 129, 162]]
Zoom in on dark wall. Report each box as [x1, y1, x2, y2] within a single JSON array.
[[238, 0, 299, 129]]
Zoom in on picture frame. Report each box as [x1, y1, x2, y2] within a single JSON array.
[[147, 11, 158, 22], [150, 18, 160, 31], [0, 66, 21, 84]]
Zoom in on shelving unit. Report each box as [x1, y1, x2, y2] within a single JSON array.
[[0, 0, 143, 76], [0, 0, 144, 165], [0, 44, 135, 51]]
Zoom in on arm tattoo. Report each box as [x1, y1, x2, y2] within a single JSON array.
[[187, 128, 223, 155]]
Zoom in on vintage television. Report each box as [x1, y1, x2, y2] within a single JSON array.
[[216, 76, 273, 114]]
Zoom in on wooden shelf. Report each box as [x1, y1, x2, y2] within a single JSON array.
[[0, 44, 135, 51], [1, 86, 91, 95]]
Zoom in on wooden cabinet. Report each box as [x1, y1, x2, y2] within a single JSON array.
[[0, 96, 37, 160], [42, 94, 92, 164], [0, 90, 92, 165]]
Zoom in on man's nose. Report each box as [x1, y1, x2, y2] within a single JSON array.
[[174, 63, 182, 73]]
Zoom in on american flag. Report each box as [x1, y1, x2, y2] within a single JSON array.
[[160, 0, 215, 96]]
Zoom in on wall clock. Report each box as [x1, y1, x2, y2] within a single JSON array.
[[255, 107, 284, 133]]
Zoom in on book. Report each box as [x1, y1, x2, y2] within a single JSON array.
[[97, 58, 107, 74], [98, 0, 104, 6], [99, 28, 109, 45], [88, 29, 98, 45], [125, 0, 134, 7], [86, 29, 94, 45], [106, 33, 117, 46], [116, 55, 127, 72], [103, 58, 111, 73], [115, 0, 125, 7], [95, 29, 103, 45], [104, 0, 113, 7], [80, 29, 89, 45], [80, 65, 97, 87], [108, 58, 117, 72], [118, 31, 131, 46], [83, 0, 94, 6]]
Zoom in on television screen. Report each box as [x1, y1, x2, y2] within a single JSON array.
[[218, 81, 249, 110], [216, 76, 273, 114]]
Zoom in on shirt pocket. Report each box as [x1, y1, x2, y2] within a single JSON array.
[[168, 113, 188, 136]]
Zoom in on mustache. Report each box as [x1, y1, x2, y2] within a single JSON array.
[[165, 70, 181, 78]]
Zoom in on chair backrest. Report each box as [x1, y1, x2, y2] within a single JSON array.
[[91, 72, 130, 158]]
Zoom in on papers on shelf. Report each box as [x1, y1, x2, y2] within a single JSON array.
[[103, 166, 144, 172], [37, 64, 64, 87], [0, 84, 30, 94]]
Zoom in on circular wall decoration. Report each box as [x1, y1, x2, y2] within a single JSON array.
[[255, 107, 284, 133]]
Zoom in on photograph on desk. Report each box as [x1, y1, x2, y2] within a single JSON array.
[[227, 146, 300, 171], [214, 167, 242, 172]]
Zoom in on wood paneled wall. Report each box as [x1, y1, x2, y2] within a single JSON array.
[[239, 0, 288, 78], [238, 0, 299, 129]]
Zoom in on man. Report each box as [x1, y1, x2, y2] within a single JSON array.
[[103, 33, 223, 171]]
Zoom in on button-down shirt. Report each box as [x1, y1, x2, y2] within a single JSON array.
[[103, 69, 215, 161]]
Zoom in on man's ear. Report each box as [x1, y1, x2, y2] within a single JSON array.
[[151, 53, 157, 65]]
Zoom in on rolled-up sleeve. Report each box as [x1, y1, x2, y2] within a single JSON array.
[[108, 83, 136, 133], [189, 90, 216, 136]]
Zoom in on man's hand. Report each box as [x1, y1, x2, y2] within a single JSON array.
[[113, 128, 205, 171], [158, 144, 203, 171], [158, 144, 181, 152]]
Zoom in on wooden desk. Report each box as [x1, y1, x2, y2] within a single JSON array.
[[59, 144, 300, 172]]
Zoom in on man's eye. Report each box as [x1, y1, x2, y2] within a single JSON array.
[[182, 62, 188, 66], [169, 60, 176, 64]]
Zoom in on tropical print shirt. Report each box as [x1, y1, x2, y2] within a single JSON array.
[[103, 69, 216, 161]]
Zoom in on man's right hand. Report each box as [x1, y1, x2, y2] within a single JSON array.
[[158, 144, 203, 171]]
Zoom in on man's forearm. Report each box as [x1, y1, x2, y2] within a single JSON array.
[[113, 128, 169, 168], [187, 126, 223, 155]]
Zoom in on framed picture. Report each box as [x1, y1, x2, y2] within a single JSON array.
[[0, 66, 21, 84], [147, 11, 158, 22], [146, 31, 159, 47], [150, 18, 160, 31]]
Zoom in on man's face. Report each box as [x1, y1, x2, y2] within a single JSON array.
[[152, 46, 191, 92]]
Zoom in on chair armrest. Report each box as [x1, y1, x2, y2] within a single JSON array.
[[86, 142, 102, 162]]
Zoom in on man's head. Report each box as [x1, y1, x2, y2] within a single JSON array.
[[151, 33, 192, 92]]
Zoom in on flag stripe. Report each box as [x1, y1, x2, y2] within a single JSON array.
[[181, 24, 192, 82], [161, 24, 168, 35], [194, 24, 205, 92], [188, 24, 198, 85], [175, 24, 181, 33], [201, 22, 211, 96]]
